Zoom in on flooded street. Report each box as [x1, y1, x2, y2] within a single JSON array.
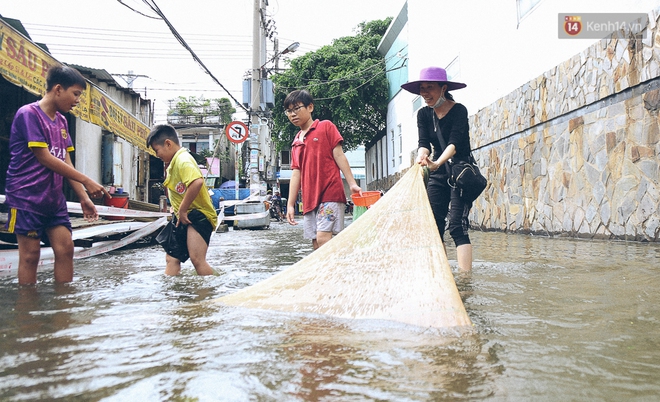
[[1, 218, 659, 401]]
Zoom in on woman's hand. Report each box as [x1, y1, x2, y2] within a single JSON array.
[[425, 156, 441, 172], [420, 155, 441, 171]]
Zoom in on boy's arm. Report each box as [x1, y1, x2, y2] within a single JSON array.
[[286, 169, 301, 225], [332, 145, 362, 195], [176, 177, 203, 225], [32, 147, 108, 198], [63, 152, 101, 222]]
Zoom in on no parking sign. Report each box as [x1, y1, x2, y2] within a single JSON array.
[[225, 121, 249, 144]]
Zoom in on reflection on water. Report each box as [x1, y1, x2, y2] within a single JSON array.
[[0, 223, 659, 401]]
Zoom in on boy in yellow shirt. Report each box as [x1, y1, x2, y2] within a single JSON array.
[[147, 124, 217, 276]]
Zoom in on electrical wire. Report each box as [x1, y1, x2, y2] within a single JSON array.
[[139, 0, 248, 112], [116, 0, 161, 19]]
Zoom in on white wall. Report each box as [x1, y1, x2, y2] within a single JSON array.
[[73, 77, 151, 201], [388, 89, 419, 171], [407, 0, 660, 114], [73, 121, 103, 184]]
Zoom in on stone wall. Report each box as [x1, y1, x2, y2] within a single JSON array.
[[469, 10, 660, 241]]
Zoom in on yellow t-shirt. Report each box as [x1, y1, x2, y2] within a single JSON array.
[[163, 148, 217, 227]]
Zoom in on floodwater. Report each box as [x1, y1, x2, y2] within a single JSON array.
[[1, 219, 659, 401]]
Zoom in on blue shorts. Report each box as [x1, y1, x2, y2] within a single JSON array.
[[6, 206, 72, 242]]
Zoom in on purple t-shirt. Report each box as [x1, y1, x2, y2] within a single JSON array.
[[5, 102, 75, 216]]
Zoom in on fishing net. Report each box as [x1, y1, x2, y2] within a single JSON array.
[[215, 164, 472, 329]]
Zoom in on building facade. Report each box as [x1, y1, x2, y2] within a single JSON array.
[[0, 16, 154, 205], [374, 0, 660, 241]]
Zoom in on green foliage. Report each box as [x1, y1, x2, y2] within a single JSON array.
[[167, 96, 236, 125], [271, 18, 392, 152]]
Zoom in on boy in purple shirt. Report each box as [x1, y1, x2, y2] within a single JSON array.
[[5, 65, 109, 285]]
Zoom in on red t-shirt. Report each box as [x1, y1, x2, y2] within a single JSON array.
[[290, 119, 347, 214]]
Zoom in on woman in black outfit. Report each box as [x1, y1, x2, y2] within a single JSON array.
[[401, 66, 473, 271]]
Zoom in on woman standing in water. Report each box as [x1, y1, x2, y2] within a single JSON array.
[[401, 66, 474, 271]]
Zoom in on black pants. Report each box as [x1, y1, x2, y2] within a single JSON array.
[[426, 173, 472, 247]]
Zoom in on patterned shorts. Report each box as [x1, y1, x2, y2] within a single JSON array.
[[302, 202, 345, 240]]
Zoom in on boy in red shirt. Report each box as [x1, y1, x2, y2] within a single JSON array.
[[284, 90, 362, 249]]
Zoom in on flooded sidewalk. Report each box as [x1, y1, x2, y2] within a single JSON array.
[[0, 219, 659, 401]]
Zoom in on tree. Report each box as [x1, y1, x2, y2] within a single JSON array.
[[271, 18, 392, 152], [167, 96, 236, 125]]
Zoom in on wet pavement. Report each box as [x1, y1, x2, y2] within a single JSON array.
[[1, 217, 659, 401]]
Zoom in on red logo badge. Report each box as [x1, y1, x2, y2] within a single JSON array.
[[175, 182, 186, 194], [564, 15, 582, 36]]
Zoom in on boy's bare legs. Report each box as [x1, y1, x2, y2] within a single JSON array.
[[314, 231, 333, 249], [46, 225, 74, 283], [186, 226, 214, 276], [165, 254, 182, 276], [17, 225, 74, 285], [16, 235, 42, 285]]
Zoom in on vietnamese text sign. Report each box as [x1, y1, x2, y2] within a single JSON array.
[[0, 19, 56, 97], [559, 13, 648, 39], [0, 19, 151, 154]]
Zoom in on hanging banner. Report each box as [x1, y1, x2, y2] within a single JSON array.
[[88, 86, 151, 153], [0, 18, 151, 154], [0, 19, 55, 97]]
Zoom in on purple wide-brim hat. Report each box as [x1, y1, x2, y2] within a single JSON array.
[[400, 66, 467, 95]]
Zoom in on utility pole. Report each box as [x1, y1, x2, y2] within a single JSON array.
[[249, 0, 264, 197], [111, 70, 149, 88]]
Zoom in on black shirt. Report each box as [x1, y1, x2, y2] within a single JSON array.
[[417, 103, 472, 178]]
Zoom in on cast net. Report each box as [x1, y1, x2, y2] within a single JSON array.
[[215, 164, 472, 329]]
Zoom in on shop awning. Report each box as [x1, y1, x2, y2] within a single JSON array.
[[0, 17, 152, 154]]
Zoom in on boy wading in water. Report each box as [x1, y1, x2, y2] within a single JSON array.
[[5, 65, 109, 285], [284, 90, 362, 249], [147, 125, 217, 276]]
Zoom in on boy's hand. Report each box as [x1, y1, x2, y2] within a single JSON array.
[[177, 210, 191, 226], [350, 184, 362, 197], [85, 179, 111, 199], [80, 198, 99, 222], [286, 208, 297, 226]]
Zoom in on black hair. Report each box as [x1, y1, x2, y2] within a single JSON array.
[[283, 89, 314, 109], [147, 124, 180, 148], [444, 91, 455, 101], [46, 65, 87, 92]]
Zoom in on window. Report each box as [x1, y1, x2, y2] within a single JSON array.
[[446, 57, 460, 82], [413, 96, 423, 111], [398, 124, 403, 165], [280, 150, 291, 165], [517, 0, 542, 26], [391, 129, 396, 168]]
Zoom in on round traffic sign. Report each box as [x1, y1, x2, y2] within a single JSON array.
[[225, 121, 249, 144]]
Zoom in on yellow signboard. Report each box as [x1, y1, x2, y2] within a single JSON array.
[[88, 86, 151, 151], [0, 19, 55, 97], [0, 19, 152, 153]]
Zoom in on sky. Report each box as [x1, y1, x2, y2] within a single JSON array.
[[1, 0, 404, 123]]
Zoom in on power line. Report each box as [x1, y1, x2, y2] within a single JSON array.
[[116, 0, 161, 19], [139, 0, 248, 112], [23, 22, 252, 39]]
